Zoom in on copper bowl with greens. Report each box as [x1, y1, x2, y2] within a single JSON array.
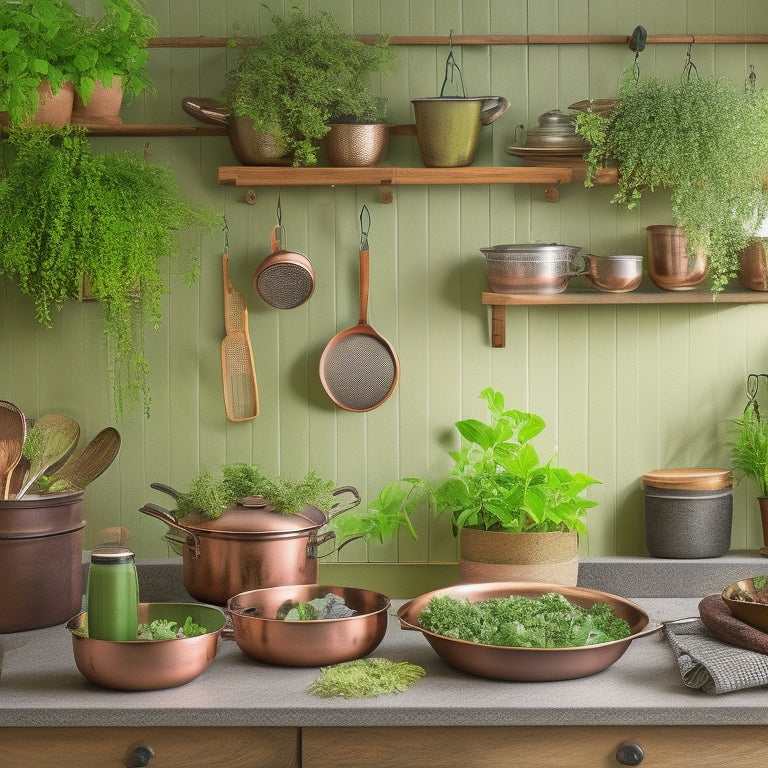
[[398, 582, 658, 681], [721, 575, 768, 633]]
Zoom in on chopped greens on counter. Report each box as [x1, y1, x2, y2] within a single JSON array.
[[307, 658, 426, 699], [418, 592, 631, 648], [276, 593, 358, 621], [137, 616, 207, 640]]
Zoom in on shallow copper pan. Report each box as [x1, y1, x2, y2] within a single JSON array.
[[398, 582, 657, 682], [67, 602, 226, 690], [721, 576, 768, 633], [226, 584, 390, 666]]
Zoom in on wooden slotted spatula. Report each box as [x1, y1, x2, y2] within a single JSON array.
[[222, 250, 259, 421]]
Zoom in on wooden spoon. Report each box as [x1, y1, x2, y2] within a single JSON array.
[[49, 427, 121, 491], [0, 401, 26, 500]]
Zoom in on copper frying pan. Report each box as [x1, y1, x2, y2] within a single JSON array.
[[319, 206, 400, 412], [254, 198, 316, 309]]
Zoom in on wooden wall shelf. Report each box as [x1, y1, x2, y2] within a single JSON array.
[[217, 165, 574, 203], [86, 124, 227, 137], [483, 289, 768, 348]]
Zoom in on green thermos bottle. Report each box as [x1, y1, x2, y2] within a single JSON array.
[[86, 546, 139, 641]]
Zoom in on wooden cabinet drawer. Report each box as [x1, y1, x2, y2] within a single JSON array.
[[0, 727, 298, 768], [303, 725, 765, 768]]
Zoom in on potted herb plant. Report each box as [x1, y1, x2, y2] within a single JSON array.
[[0, 0, 83, 126], [730, 402, 768, 556], [70, 0, 158, 125], [362, 387, 599, 585], [224, 7, 393, 167], [575, 69, 768, 294], [0, 124, 219, 419]]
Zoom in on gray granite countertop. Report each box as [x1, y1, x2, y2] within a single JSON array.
[[2, 595, 767, 729]]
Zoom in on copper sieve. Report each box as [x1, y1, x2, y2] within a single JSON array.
[[254, 198, 316, 309], [319, 206, 400, 412]]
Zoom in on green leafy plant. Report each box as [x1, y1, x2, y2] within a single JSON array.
[[0, 0, 82, 124], [366, 388, 599, 536], [730, 403, 768, 497], [575, 70, 768, 293], [72, 0, 158, 105], [0, 124, 219, 418], [224, 7, 393, 166]]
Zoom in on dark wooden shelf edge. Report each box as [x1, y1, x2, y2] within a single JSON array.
[[482, 289, 768, 347]]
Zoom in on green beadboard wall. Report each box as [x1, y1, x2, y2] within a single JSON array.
[[3, 0, 768, 587]]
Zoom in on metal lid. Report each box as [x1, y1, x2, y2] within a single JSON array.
[[90, 546, 136, 564], [642, 468, 732, 490]]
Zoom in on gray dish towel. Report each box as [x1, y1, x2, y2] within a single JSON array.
[[664, 594, 768, 695]]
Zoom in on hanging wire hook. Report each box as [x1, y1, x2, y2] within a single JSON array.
[[360, 204, 371, 251], [222, 214, 229, 253], [748, 64, 757, 93], [682, 36, 698, 82], [276, 194, 282, 227], [440, 30, 466, 97]]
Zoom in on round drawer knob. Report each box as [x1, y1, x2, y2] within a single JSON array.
[[616, 742, 644, 765], [123, 744, 155, 767]]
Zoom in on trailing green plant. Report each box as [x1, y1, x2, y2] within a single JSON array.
[[224, 7, 393, 166], [575, 68, 768, 293], [0, 0, 82, 124], [0, 124, 219, 418], [365, 388, 599, 536], [71, 0, 158, 105], [730, 402, 768, 497]]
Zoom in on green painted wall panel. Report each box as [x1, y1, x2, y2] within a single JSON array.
[[3, 0, 768, 568]]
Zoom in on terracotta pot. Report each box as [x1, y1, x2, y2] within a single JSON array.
[[758, 497, 768, 556], [458, 528, 579, 586], [325, 123, 389, 167], [71, 77, 124, 127], [0, 80, 75, 128], [739, 241, 768, 291]]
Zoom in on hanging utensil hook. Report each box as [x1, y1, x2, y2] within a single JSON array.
[[682, 36, 698, 82], [360, 204, 371, 251], [440, 30, 466, 98], [222, 214, 229, 253]]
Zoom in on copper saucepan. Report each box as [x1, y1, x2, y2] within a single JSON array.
[[253, 197, 316, 309], [225, 584, 390, 666], [398, 582, 661, 682], [67, 602, 227, 690], [140, 485, 361, 605]]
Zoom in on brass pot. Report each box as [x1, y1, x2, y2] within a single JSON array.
[[325, 123, 389, 167], [226, 584, 390, 666], [398, 582, 657, 682], [67, 602, 226, 690], [139, 486, 361, 605]]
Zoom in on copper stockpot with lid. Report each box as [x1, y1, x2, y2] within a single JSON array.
[[139, 485, 361, 604], [642, 469, 733, 559]]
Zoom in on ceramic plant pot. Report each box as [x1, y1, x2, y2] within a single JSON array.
[[458, 528, 579, 586], [739, 241, 768, 291]]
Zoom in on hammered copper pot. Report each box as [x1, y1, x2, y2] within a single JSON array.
[[67, 602, 226, 690], [0, 491, 85, 633], [398, 582, 657, 681], [139, 486, 360, 605], [226, 584, 390, 666]]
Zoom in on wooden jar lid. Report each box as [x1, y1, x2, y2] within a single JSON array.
[[642, 468, 732, 490]]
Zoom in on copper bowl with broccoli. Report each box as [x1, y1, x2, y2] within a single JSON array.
[[67, 602, 226, 690], [398, 582, 658, 681]]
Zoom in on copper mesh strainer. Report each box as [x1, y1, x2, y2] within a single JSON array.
[[319, 206, 400, 412]]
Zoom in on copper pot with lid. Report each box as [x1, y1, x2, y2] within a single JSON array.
[[139, 484, 360, 604]]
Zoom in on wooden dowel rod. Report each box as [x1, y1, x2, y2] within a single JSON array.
[[147, 33, 768, 48]]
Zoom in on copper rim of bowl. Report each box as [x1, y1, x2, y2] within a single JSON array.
[[226, 584, 390, 666], [67, 602, 226, 691], [721, 576, 768, 633], [397, 582, 652, 681]]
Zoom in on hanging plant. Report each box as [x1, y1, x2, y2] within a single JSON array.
[[575, 68, 768, 293], [0, 124, 219, 418]]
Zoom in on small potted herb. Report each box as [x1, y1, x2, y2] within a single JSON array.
[[224, 7, 393, 166], [575, 68, 768, 294], [361, 387, 599, 585]]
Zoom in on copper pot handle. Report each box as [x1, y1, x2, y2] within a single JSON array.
[[479, 96, 510, 126], [139, 503, 202, 559], [327, 486, 361, 520], [150, 482, 182, 501]]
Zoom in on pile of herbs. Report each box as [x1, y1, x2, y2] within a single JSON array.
[[575, 68, 768, 294], [307, 658, 425, 699], [136, 616, 207, 640], [418, 592, 631, 648], [174, 463, 336, 520]]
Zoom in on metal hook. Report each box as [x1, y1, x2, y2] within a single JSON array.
[[440, 29, 466, 98], [683, 36, 698, 81], [360, 205, 371, 251], [276, 194, 282, 227], [222, 214, 229, 253], [748, 64, 757, 93]]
